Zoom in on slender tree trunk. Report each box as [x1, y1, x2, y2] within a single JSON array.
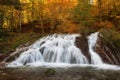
[[97, 0, 102, 20], [19, 11, 22, 32], [40, 16, 44, 34], [0, 14, 3, 35], [10, 12, 14, 32]]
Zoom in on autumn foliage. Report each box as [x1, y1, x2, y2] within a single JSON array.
[[0, 0, 120, 35], [0, 0, 120, 54]]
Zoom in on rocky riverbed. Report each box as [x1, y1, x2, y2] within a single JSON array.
[[0, 66, 120, 80]]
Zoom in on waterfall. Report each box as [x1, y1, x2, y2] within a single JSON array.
[[88, 32, 103, 64], [7, 33, 104, 67]]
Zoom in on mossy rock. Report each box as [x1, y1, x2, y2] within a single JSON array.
[[44, 68, 56, 76]]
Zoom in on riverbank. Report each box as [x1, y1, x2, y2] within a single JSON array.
[[0, 66, 120, 80]]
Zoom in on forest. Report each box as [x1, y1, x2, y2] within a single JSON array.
[[0, 0, 120, 80], [0, 0, 120, 55]]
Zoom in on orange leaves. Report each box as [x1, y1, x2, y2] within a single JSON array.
[[57, 21, 80, 33], [20, 0, 30, 4], [95, 20, 114, 29], [45, 0, 77, 8]]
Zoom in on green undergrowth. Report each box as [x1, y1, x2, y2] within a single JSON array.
[[100, 29, 120, 53], [0, 32, 46, 54], [100, 28, 120, 48], [79, 26, 99, 36], [44, 68, 56, 76]]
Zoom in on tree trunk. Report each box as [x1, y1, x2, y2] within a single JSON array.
[[19, 11, 22, 32]]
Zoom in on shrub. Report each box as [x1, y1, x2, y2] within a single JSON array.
[[100, 28, 120, 49]]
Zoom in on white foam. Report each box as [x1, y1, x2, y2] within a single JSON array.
[[7, 34, 88, 67], [6, 33, 120, 70], [88, 32, 103, 64]]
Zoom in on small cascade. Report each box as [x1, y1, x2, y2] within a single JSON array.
[[7, 33, 104, 67], [88, 32, 103, 64]]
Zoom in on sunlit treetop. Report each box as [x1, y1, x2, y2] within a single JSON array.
[[20, 0, 30, 3], [90, 0, 98, 5]]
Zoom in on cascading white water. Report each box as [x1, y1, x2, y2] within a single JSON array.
[[88, 32, 103, 64], [7, 33, 104, 67]]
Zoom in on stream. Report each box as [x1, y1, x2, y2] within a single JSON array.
[[1, 32, 120, 80], [0, 66, 120, 80]]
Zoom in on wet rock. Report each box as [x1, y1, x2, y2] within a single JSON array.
[[75, 36, 91, 63], [1, 73, 7, 76], [44, 68, 56, 76], [4, 46, 29, 62], [0, 62, 6, 68], [17, 43, 31, 49], [95, 36, 120, 65], [0, 54, 7, 62], [39, 47, 45, 54]]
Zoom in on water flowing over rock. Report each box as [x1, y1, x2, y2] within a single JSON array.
[[75, 35, 90, 63], [87, 32, 103, 64], [95, 35, 120, 65], [7, 32, 108, 67]]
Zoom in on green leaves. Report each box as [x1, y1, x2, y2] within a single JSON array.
[[72, 0, 94, 27]]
